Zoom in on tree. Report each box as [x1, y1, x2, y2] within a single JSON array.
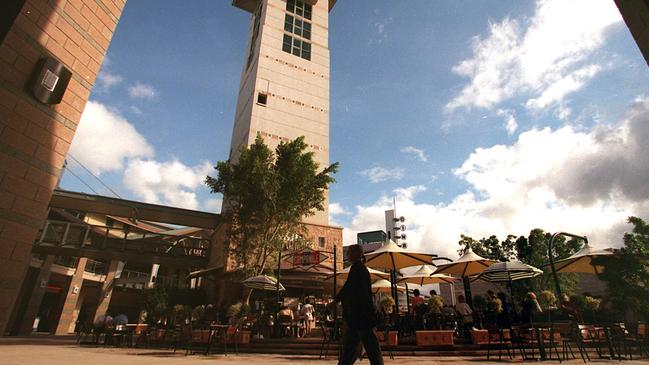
[[596, 216, 649, 320], [205, 134, 339, 278], [459, 229, 581, 297]]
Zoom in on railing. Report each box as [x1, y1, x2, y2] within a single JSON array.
[[54, 255, 78, 268], [85, 258, 107, 275], [34, 220, 210, 259], [115, 269, 176, 289]]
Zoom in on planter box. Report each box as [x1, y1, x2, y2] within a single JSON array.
[[470, 329, 489, 345], [415, 330, 454, 346], [376, 331, 398, 346]]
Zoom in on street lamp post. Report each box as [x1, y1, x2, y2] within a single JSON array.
[[548, 231, 588, 298]]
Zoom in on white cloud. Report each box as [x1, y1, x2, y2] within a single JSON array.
[[128, 82, 158, 100], [360, 166, 404, 183], [497, 109, 518, 135], [95, 70, 123, 93], [400, 146, 428, 162], [446, 0, 621, 114], [69, 101, 154, 174], [123, 158, 213, 210], [329, 202, 351, 226], [343, 97, 649, 259]]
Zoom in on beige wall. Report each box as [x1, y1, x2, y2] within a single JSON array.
[[229, 0, 332, 225]]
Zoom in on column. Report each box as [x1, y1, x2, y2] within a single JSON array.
[[17, 255, 55, 335], [147, 264, 160, 289], [93, 260, 121, 322], [55, 257, 87, 335]]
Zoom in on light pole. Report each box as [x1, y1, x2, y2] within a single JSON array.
[[548, 231, 587, 298]]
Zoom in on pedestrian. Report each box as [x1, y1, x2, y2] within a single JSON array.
[[330, 244, 384, 365]]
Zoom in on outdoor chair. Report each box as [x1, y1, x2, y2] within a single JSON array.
[[636, 321, 649, 357], [610, 322, 649, 360], [173, 323, 193, 355], [277, 314, 293, 337], [319, 321, 340, 360], [576, 324, 615, 360], [510, 325, 537, 361], [486, 327, 513, 361], [552, 322, 580, 362], [538, 326, 563, 362]]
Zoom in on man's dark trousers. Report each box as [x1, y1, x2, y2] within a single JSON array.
[[338, 326, 384, 365]]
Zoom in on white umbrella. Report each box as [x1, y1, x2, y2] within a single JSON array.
[[241, 275, 285, 291], [551, 243, 613, 275], [434, 247, 497, 277], [364, 239, 437, 270], [397, 265, 458, 286], [477, 261, 543, 282], [372, 279, 405, 294]]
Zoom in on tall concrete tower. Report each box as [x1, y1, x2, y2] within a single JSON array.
[[231, 0, 337, 226]]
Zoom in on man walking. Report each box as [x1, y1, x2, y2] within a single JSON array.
[[332, 244, 384, 365]]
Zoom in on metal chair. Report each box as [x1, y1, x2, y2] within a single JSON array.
[[487, 327, 513, 361]]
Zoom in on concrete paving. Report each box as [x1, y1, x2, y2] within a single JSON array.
[[1, 336, 649, 365]]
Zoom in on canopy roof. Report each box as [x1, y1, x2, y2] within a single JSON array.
[[364, 239, 436, 270], [434, 247, 497, 277]]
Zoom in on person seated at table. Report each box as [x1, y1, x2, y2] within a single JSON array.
[[496, 292, 512, 329], [559, 294, 581, 322], [410, 289, 425, 313], [455, 295, 473, 337], [277, 305, 294, 336], [114, 313, 128, 327], [520, 291, 543, 324]]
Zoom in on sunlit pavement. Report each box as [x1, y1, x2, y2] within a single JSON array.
[[2, 337, 649, 365]]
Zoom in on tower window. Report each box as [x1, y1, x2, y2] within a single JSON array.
[[283, 34, 311, 61], [257, 92, 267, 105], [287, 0, 312, 20], [318, 237, 325, 248]]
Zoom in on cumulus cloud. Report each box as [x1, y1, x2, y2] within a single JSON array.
[[446, 0, 621, 114], [329, 202, 351, 225], [343, 98, 649, 259], [69, 101, 154, 174], [123, 159, 213, 210], [400, 146, 428, 162], [360, 166, 405, 183], [128, 82, 158, 100], [497, 109, 518, 135], [95, 70, 123, 93]]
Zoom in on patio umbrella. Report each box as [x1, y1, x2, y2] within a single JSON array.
[[551, 243, 613, 275], [364, 239, 437, 270], [396, 265, 458, 286], [477, 261, 543, 283], [434, 246, 497, 307], [372, 279, 406, 294], [476, 261, 543, 310], [364, 239, 439, 309], [324, 266, 390, 281], [241, 275, 285, 291]]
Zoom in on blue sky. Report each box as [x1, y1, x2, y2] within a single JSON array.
[[61, 0, 649, 258]]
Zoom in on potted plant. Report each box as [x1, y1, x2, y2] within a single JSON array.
[[377, 296, 398, 346]]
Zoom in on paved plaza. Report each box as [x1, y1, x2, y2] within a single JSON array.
[[1, 337, 649, 365]]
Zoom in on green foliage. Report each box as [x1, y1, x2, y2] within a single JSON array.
[[487, 297, 503, 314], [428, 295, 444, 313], [538, 290, 557, 310], [143, 286, 168, 325], [595, 216, 649, 320], [379, 296, 395, 314], [459, 229, 583, 297], [227, 302, 250, 319], [206, 134, 338, 276]]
